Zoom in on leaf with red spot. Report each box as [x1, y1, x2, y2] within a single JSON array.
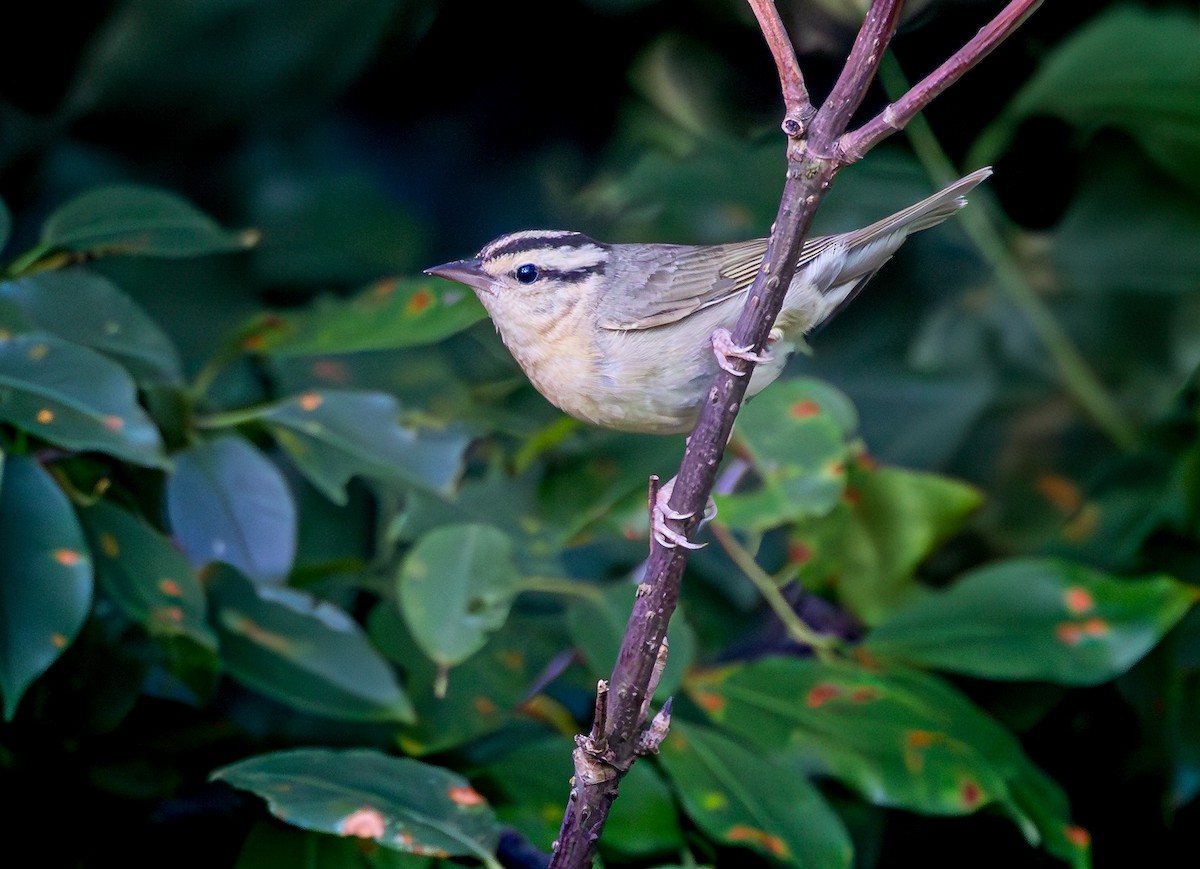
[[0, 333, 169, 468], [0, 269, 183, 384], [787, 459, 982, 625], [685, 658, 1081, 864], [658, 719, 852, 869], [242, 389, 467, 503], [209, 565, 414, 723], [212, 748, 500, 865], [0, 454, 94, 720], [715, 378, 857, 532], [242, 275, 486, 357], [78, 500, 218, 688], [864, 557, 1198, 685]]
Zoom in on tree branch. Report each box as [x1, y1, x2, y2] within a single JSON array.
[[546, 3, 1043, 867]]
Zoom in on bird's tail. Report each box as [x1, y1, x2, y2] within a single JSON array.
[[846, 166, 992, 245]]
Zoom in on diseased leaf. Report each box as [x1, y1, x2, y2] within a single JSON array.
[[38, 185, 256, 259], [249, 389, 466, 502], [79, 500, 216, 652], [244, 276, 486, 356], [0, 268, 183, 383], [165, 436, 296, 584], [396, 524, 520, 669], [686, 658, 1085, 863], [0, 455, 93, 720], [865, 558, 1198, 685], [212, 748, 498, 861], [0, 333, 169, 468], [716, 378, 856, 532], [659, 720, 852, 869], [209, 566, 413, 723]]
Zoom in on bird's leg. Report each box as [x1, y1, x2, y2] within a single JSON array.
[[711, 327, 782, 376], [651, 475, 717, 550]]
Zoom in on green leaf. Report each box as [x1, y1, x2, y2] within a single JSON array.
[[715, 378, 857, 532], [0, 333, 169, 468], [687, 660, 1088, 863], [970, 6, 1200, 192], [233, 822, 440, 869], [0, 268, 183, 383], [78, 500, 217, 653], [487, 735, 684, 858], [165, 436, 296, 583], [249, 389, 466, 502], [370, 604, 577, 756], [790, 460, 983, 625], [212, 748, 499, 864], [658, 719, 852, 869], [396, 524, 521, 669], [209, 566, 414, 723], [0, 455, 94, 719], [865, 558, 1198, 685], [37, 185, 256, 259], [567, 581, 696, 699], [244, 276, 486, 356]]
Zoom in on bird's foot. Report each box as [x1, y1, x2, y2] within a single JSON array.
[[651, 476, 716, 550], [711, 327, 775, 376]]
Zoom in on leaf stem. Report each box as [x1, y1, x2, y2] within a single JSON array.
[[517, 576, 604, 602], [878, 52, 1136, 450], [709, 522, 838, 659]]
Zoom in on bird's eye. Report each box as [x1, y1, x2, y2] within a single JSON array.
[[515, 263, 539, 284]]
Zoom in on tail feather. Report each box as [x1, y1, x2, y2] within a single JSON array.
[[847, 166, 992, 245]]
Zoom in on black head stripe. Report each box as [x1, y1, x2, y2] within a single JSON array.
[[481, 231, 609, 261], [538, 262, 607, 283]]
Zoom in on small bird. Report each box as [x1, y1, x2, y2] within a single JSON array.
[[427, 167, 990, 546]]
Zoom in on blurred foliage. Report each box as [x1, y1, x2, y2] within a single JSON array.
[[0, 1, 1198, 868]]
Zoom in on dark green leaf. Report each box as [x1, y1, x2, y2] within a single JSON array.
[[970, 6, 1200, 192], [659, 719, 852, 869], [0, 268, 183, 382], [716, 378, 857, 532], [686, 659, 1082, 859], [370, 604, 577, 756], [488, 735, 684, 858], [233, 822, 440, 869], [0, 196, 10, 255], [39, 185, 256, 258], [212, 748, 499, 862], [209, 566, 414, 723], [865, 558, 1198, 685], [0, 454, 93, 719], [567, 581, 696, 699], [165, 436, 296, 583], [396, 524, 521, 669], [78, 499, 217, 653], [791, 460, 982, 625], [244, 276, 486, 356], [250, 389, 466, 502], [0, 333, 169, 467]]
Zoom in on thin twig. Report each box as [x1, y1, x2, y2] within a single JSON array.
[[745, 0, 814, 134], [841, 0, 1045, 161]]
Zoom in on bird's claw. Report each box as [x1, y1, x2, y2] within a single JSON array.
[[651, 477, 716, 550], [712, 327, 773, 376]]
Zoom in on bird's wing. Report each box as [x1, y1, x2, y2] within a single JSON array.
[[597, 235, 845, 332]]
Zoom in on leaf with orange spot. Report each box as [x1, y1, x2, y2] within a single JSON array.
[[865, 557, 1197, 685], [0, 333, 169, 467], [242, 275, 485, 357], [715, 378, 857, 532], [0, 269, 183, 383], [0, 455, 93, 720], [245, 389, 467, 503], [212, 748, 498, 863], [209, 566, 413, 723], [686, 658, 1080, 861], [658, 720, 851, 868], [78, 500, 217, 677]]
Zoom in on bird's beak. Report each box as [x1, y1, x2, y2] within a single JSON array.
[[424, 258, 493, 294]]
